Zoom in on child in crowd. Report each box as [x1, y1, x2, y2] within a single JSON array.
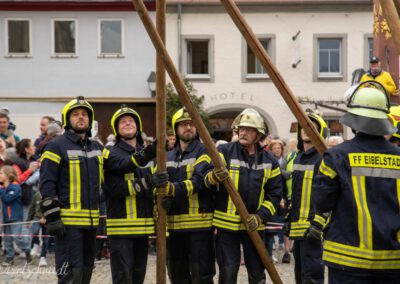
[[0, 165, 32, 266]]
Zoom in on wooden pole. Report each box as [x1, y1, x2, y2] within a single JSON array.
[[219, 0, 326, 155], [130, 0, 283, 283], [380, 0, 400, 55], [155, 0, 167, 283]]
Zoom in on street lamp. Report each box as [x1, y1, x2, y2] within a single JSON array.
[[147, 71, 156, 97]]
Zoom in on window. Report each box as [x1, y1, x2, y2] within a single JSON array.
[[242, 35, 275, 81], [52, 19, 77, 57], [364, 35, 373, 69], [5, 19, 31, 56], [182, 36, 214, 81], [98, 19, 124, 57], [313, 34, 347, 81]]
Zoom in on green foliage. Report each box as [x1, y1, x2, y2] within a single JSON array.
[[166, 79, 212, 134]]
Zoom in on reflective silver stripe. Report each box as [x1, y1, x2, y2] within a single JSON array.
[[231, 159, 248, 168], [43, 207, 60, 217], [67, 150, 102, 158], [293, 164, 315, 171], [142, 161, 155, 169], [166, 158, 197, 168], [352, 167, 400, 179], [254, 163, 272, 170]]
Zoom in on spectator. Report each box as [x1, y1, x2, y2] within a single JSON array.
[[326, 136, 344, 149], [167, 130, 176, 150], [34, 116, 55, 157], [27, 190, 49, 267], [360, 56, 397, 96], [0, 113, 20, 148], [37, 121, 62, 154], [0, 165, 32, 266], [0, 139, 7, 167]]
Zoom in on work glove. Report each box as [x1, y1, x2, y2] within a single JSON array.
[[282, 222, 290, 237], [206, 167, 230, 186], [46, 219, 66, 240], [161, 196, 172, 212], [133, 140, 158, 166], [246, 214, 262, 232], [145, 171, 168, 188], [304, 223, 323, 242]]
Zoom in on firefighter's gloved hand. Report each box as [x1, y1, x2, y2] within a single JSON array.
[[145, 171, 169, 188], [161, 197, 172, 212], [282, 222, 290, 237], [246, 214, 262, 232], [165, 182, 175, 197], [206, 167, 230, 186], [305, 223, 323, 242], [46, 219, 66, 240], [143, 140, 157, 161]]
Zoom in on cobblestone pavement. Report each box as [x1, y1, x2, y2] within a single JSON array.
[[0, 249, 296, 283]]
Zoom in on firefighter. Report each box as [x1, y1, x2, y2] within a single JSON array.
[[105, 105, 168, 284], [163, 108, 215, 283], [310, 81, 400, 283], [205, 108, 282, 284], [387, 105, 400, 146], [285, 110, 328, 284], [40, 97, 156, 283]]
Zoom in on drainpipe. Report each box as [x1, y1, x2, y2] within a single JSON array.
[[178, 3, 182, 72]]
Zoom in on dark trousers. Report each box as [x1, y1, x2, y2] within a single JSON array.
[[293, 239, 324, 284], [55, 228, 97, 284], [167, 230, 215, 284], [328, 267, 400, 284], [110, 237, 149, 284], [216, 230, 265, 284]]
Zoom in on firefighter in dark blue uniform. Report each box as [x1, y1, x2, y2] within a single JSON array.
[[310, 82, 400, 283], [286, 110, 328, 284], [40, 97, 156, 284], [163, 108, 215, 283], [104, 105, 168, 284], [205, 108, 282, 284]]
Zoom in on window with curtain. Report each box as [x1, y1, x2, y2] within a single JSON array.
[[54, 20, 76, 54], [7, 20, 30, 54]]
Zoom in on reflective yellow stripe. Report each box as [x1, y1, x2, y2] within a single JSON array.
[[325, 240, 400, 259], [102, 148, 110, 159], [194, 154, 211, 166], [319, 160, 337, 179], [213, 210, 263, 231], [257, 169, 267, 210], [69, 160, 81, 210], [167, 213, 213, 230], [218, 153, 227, 166], [131, 155, 140, 168], [349, 153, 400, 169], [107, 217, 156, 236], [61, 209, 99, 216], [289, 221, 310, 238], [352, 175, 372, 249], [185, 163, 199, 214], [98, 155, 104, 185], [299, 170, 313, 221], [270, 167, 281, 178], [313, 214, 326, 227], [107, 227, 155, 235], [61, 217, 99, 227], [261, 200, 275, 215], [227, 167, 239, 215], [41, 151, 61, 164]]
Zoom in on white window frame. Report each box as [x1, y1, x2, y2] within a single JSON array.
[[313, 34, 347, 81], [97, 18, 125, 58], [242, 35, 276, 82], [51, 18, 78, 58], [181, 35, 214, 81], [5, 18, 32, 58], [364, 34, 373, 70]]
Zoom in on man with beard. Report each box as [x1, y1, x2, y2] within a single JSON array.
[[104, 105, 168, 284], [163, 108, 215, 283], [284, 110, 328, 284], [205, 108, 282, 284], [40, 97, 157, 283], [360, 56, 396, 96]]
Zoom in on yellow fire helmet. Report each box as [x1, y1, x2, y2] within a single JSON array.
[[61, 96, 94, 129], [388, 105, 400, 139], [111, 104, 143, 145], [341, 80, 396, 136], [231, 108, 266, 135], [171, 108, 192, 136], [297, 110, 328, 140]]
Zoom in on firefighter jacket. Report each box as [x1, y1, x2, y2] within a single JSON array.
[[166, 139, 214, 232], [360, 70, 397, 96], [40, 130, 143, 229], [205, 141, 282, 232], [103, 140, 155, 237], [313, 133, 400, 271], [289, 147, 322, 239]]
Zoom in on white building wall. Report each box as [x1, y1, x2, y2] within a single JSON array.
[[166, 10, 373, 139]]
